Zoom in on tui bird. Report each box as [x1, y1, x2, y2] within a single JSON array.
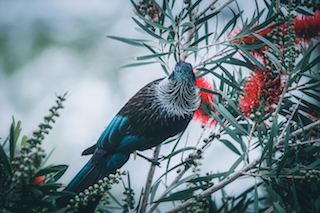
[[58, 61, 200, 212]]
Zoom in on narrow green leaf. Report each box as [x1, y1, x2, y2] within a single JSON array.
[[214, 103, 248, 135], [216, 11, 242, 41], [263, 51, 284, 73], [188, 172, 227, 183], [296, 7, 314, 16], [164, 0, 177, 31], [211, 112, 242, 145], [194, 11, 219, 26], [107, 36, 149, 46], [273, 202, 286, 213], [21, 135, 27, 147], [0, 143, 11, 175], [276, 148, 294, 177], [154, 184, 209, 203], [216, 89, 242, 116], [161, 174, 197, 199], [298, 73, 320, 81], [253, 33, 284, 61], [132, 17, 164, 40], [189, 33, 213, 47], [182, 0, 202, 20], [135, 52, 172, 60], [219, 139, 241, 155], [150, 0, 172, 21], [224, 57, 255, 69], [254, 181, 259, 213], [120, 61, 158, 68], [150, 179, 161, 203], [304, 159, 320, 170], [235, 44, 265, 70], [135, 13, 174, 32], [163, 147, 196, 160]]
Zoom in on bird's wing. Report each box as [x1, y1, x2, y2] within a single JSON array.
[[82, 115, 132, 164]]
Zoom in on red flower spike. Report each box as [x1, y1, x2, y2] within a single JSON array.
[[238, 67, 284, 118], [193, 75, 216, 127], [293, 11, 320, 43], [230, 11, 320, 57]]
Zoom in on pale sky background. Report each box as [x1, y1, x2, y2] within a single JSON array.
[[0, 1, 261, 211]]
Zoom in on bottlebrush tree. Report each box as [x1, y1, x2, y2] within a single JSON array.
[[1, 0, 320, 213]]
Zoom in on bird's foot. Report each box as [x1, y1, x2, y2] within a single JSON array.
[[136, 153, 164, 167]]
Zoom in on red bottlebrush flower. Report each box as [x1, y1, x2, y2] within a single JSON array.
[[135, 0, 161, 22], [230, 11, 320, 56], [193, 76, 216, 126], [238, 67, 284, 118], [33, 175, 45, 185], [293, 11, 320, 43]]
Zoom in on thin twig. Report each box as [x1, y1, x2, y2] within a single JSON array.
[[211, 0, 236, 14], [140, 145, 162, 213], [244, 121, 256, 165], [195, 0, 219, 19]]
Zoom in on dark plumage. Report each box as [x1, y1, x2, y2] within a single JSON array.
[[58, 61, 200, 212]]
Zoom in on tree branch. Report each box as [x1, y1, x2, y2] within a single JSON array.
[[140, 145, 162, 213]]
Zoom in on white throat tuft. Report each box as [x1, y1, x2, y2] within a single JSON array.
[[154, 77, 200, 117]]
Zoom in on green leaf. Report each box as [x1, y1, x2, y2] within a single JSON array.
[[189, 33, 213, 47], [142, 43, 170, 75], [296, 7, 314, 16], [254, 181, 259, 213], [163, 147, 196, 160], [107, 36, 149, 46], [135, 13, 175, 32], [135, 52, 172, 60], [160, 174, 197, 199], [219, 139, 241, 155], [9, 117, 21, 162], [211, 112, 243, 146], [150, 0, 172, 22], [0, 142, 11, 175], [132, 17, 164, 40], [21, 135, 27, 147], [276, 148, 295, 177], [182, 0, 202, 20], [150, 179, 161, 203], [154, 184, 209, 203], [216, 11, 242, 41], [164, 0, 177, 31], [304, 159, 320, 170], [263, 51, 284, 73], [298, 73, 320, 81], [188, 172, 227, 183], [194, 11, 219, 26], [214, 103, 248, 135], [253, 33, 284, 61], [224, 57, 255, 70], [273, 202, 286, 213], [235, 44, 265, 70], [120, 61, 158, 68], [260, 116, 278, 167], [36, 165, 68, 178]]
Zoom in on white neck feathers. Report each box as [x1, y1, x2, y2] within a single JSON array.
[[155, 77, 200, 117]]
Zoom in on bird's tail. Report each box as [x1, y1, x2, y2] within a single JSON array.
[[57, 152, 130, 212]]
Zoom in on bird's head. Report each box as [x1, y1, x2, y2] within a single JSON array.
[[169, 61, 196, 83]]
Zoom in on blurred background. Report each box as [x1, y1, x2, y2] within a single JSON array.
[[0, 1, 259, 210]]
